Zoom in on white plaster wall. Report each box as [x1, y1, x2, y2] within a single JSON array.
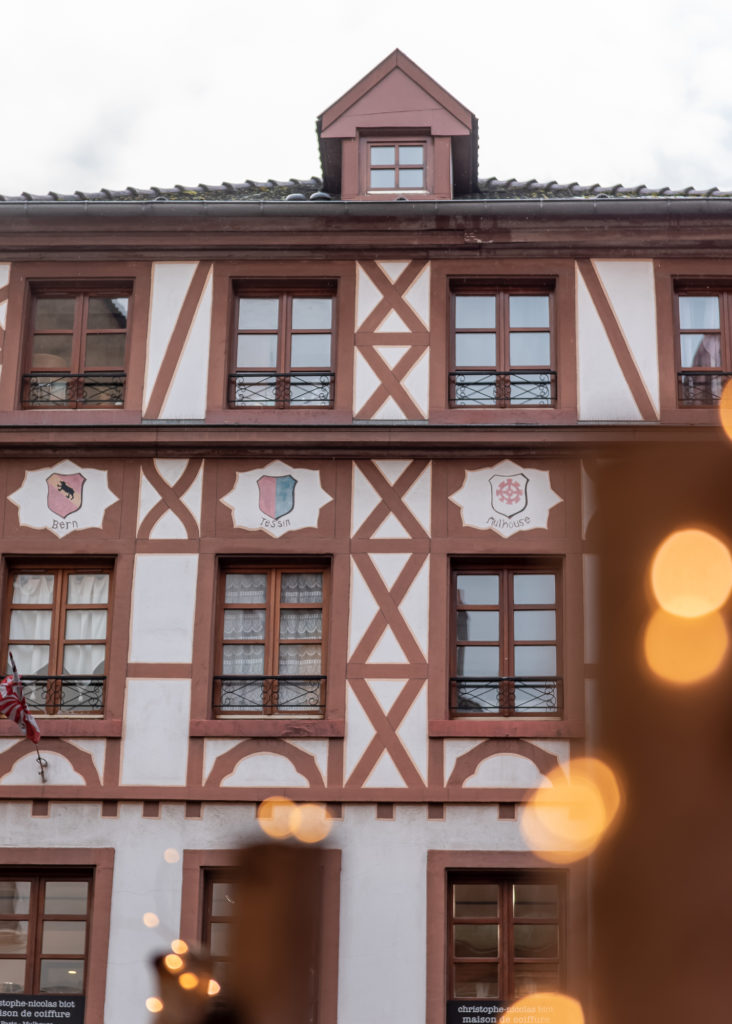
[[120, 679, 191, 786], [128, 554, 198, 662], [143, 263, 197, 410], [159, 266, 213, 420]]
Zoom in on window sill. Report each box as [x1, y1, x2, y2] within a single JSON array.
[[190, 718, 345, 738], [0, 718, 122, 738], [430, 719, 579, 739]]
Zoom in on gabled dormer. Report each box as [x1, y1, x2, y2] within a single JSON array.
[[317, 50, 478, 201]]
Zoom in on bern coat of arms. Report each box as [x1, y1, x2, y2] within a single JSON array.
[[46, 472, 85, 518], [257, 474, 297, 520], [489, 472, 529, 518]]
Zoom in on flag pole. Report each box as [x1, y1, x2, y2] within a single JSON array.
[[7, 651, 47, 783]]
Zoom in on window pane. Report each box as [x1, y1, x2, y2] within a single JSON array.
[[455, 333, 496, 367], [290, 334, 332, 368], [222, 645, 265, 674], [12, 574, 54, 605], [64, 609, 107, 641], [370, 169, 395, 188], [454, 963, 498, 998], [9, 647, 49, 676], [34, 298, 76, 331], [509, 332, 551, 367], [224, 609, 266, 642], [514, 646, 557, 676], [280, 609, 322, 641], [238, 298, 279, 330], [225, 574, 267, 604], [62, 645, 105, 675], [9, 610, 52, 641], [236, 334, 278, 368], [210, 922, 229, 957], [87, 297, 128, 329], [210, 882, 234, 917], [456, 574, 499, 605], [39, 960, 84, 994], [514, 575, 555, 605], [679, 295, 720, 330], [44, 882, 88, 916], [514, 884, 558, 919], [454, 924, 498, 958], [291, 297, 332, 330], [0, 959, 25, 992], [510, 295, 550, 328], [67, 574, 108, 605], [457, 646, 500, 677], [42, 920, 86, 956], [680, 332, 721, 367], [281, 573, 323, 604], [398, 169, 424, 188], [0, 881, 30, 916], [454, 883, 499, 918], [84, 333, 126, 369], [513, 923, 558, 958], [398, 146, 423, 164], [455, 295, 496, 329], [0, 921, 28, 954], [457, 610, 499, 642], [278, 644, 322, 674], [371, 146, 395, 165], [514, 610, 556, 642], [513, 964, 560, 997], [31, 335, 73, 369]]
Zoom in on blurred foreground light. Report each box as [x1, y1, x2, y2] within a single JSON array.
[[170, 939, 188, 955], [644, 607, 727, 684], [257, 795, 296, 839], [178, 971, 199, 990], [142, 912, 159, 928], [521, 758, 621, 864], [650, 528, 732, 617], [719, 377, 732, 440], [145, 996, 164, 1013], [291, 802, 332, 843], [163, 953, 184, 973], [499, 992, 584, 1024], [207, 978, 221, 997], [163, 848, 180, 864]]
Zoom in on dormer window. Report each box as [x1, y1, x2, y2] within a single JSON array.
[[369, 143, 425, 191]]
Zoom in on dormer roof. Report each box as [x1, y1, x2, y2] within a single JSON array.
[[317, 49, 479, 197]]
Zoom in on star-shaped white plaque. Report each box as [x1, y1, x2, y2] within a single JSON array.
[[450, 459, 562, 538], [221, 460, 332, 538]]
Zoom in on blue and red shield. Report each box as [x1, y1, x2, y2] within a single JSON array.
[[257, 474, 297, 519]]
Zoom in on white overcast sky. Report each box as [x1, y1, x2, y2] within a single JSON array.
[[2, 0, 732, 196]]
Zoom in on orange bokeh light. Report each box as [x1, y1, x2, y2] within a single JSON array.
[[178, 971, 199, 990], [142, 912, 159, 928], [291, 802, 332, 844], [207, 979, 221, 996], [644, 607, 727, 684], [163, 953, 184, 972], [521, 758, 621, 864], [145, 996, 164, 1013], [257, 795, 296, 839], [650, 528, 732, 617], [719, 378, 732, 440], [499, 992, 584, 1024], [170, 939, 188, 955]]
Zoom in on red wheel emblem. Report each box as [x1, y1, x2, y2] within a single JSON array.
[[495, 478, 523, 505]]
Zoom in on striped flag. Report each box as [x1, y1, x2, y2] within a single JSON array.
[[0, 673, 41, 744]]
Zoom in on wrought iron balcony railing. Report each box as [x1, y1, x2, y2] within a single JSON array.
[[21, 676, 105, 715], [450, 676, 563, 717], [228, 372, 335, 408], [22, 372, 125, 408], [677, 370, 732, 406], [213, 675, 326, 716], [449, 370, 557, 408]]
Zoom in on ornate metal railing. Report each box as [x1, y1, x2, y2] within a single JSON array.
[[449, 370, 556, 408], [21, 676, 105, 715], [213, 675, 326, 715], [450, 677, 563, 717], [228, 372, 334, 408], [677, 370, 732, 406], [22, 373, 126, 408]]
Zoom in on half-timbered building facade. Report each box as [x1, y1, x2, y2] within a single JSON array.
[[0, 49, 728, 1023]]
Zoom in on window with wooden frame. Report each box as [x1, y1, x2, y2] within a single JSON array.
[[230, 283, 336, 409], [448, 872, 564, 1002], [22, 287, 130, 408], [3, 567, 111, 715], [0, 871, 92, 996], [449, 284, 556, 408], [214, 566, 327, 716], [201, 871, 235, 986], [675, 286, 732, 406], [451, 564, 562, 717], [367, 141, 426, 191]]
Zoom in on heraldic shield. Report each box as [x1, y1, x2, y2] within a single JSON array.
[[46, 472, 86, 519], [257, 474, 297, 520], [489, 472, 529, 518]]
